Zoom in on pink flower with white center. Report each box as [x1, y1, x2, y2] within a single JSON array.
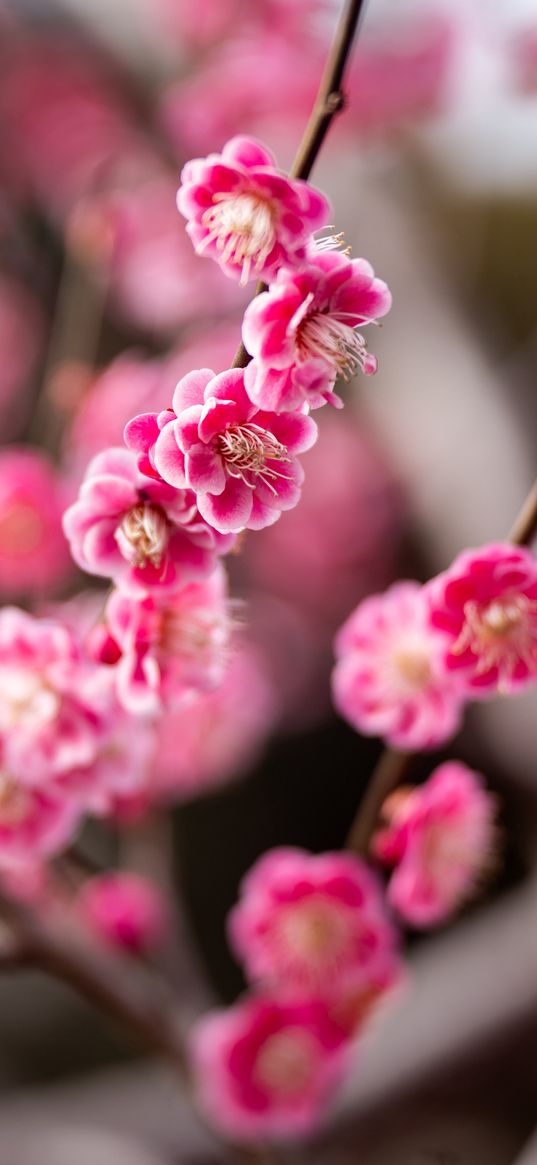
[[373, 762, 497, 928], [177, 135, 330, 285], [332, 581, 465, 752], [190, 994, 347, 1140], [78, 872, 168, 954], [0, 607, 106, 788], [125, 368, 317, 535], [63, 447, 233, 595], [104, 565, 232, 715], [427, 543, 537, 696], [243, 250, 392, 412], [229, 847, 398, 998], [0, 756, 80, 870], [0, 447, 72, 597], [60, 696, 157, 817]]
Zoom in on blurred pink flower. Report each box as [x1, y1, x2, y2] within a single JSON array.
[[0, 39, 147, 220], [332, 581, 464, 751], [151, 645, 277, 803], [0, 448, 72, 596], [78, 871, 168, 954], [177, 135, 330, 285], [243, 251, 391, 412], [0, 607, 107, 789], [154, 0, 328, 49], [126, 368, 317, 534], [428, 543, 537, 697], [74, 178, 245, 336], [373, 762, 497, 928], [0, 758, 80, 871], [63, 447, 231, 594], [346, 15, 455, 136], [105, 565, 232, 715], [229, 847, 398, 998], [191, 994, 347, 1139]]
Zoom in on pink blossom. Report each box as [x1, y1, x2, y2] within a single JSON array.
[[104, 566, 232, 715], [125, 368, 317, 535], [229, 847, 398, 998], [427, 543, 537, 696], [63, 447, 232, 595], [0, 448, 72, 597], [0, 756, 80, 870], [0, 607, 107, 788], [62, 698, 157, 817], [78, 872, 168, 954], [243, 250, 391, 412], [332, 581, 465, 751], [177, 135, 330, 285], [190, 994, 347, 1139], [151, 644, 277, 803], [373, 762, 497, 928]]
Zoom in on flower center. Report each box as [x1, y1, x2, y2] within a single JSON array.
[[0, 668, 60, 731], [254, 1029, 316, 1098], [115, 503, 169, 571], [453, 594, 537, 681], [217, 424, 290, 496], [393, 647, 432, 690], [278, 897, 350, 971], [159, 604, 229, 666], [200, 191, 277, 285], [298, 310, 377, 379], [0, 773, 30, 826]]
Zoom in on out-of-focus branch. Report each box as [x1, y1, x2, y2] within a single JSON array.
[[232, 0, 367, 370], [346, 475, 537, 857]]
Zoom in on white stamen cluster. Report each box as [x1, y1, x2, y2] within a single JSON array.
[[218, 424, 291, 496], [200, 191, 277, 285], [453, 594, 537, 683], [298, 311, 376, 379], [115, 502, 169, 570]]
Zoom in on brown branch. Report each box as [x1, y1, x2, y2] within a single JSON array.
[[232, 0, 368, 370], [346, 475, 537, 857]]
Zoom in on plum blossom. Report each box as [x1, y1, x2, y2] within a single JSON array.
[[373, 762, 497, 928], [332, 581, 465, 751], [177, 135, 330, 285], [229, 847, 398, 998], [0, 607, 107, 788], [243, 250, 391, 412], [78, 872, 168, 954], [191, 994, 347, 1140], [0, 448, 72, 597], [125, 368, 317, 535], [427, 543, 537, 696], [0, 758, 80, 870], [63, 447, 232, 595], [104, 565, 232, 715]]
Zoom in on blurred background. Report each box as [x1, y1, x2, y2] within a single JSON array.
[[0, 0, 537, 1161]]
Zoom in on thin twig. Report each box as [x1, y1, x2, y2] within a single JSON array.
[[345, 749, 411, 855], [346, 475, 537, 857], [232, 0, 368, 370]]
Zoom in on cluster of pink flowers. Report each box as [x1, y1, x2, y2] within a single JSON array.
[[191, 847, 401, 1139], [59, 133, 391, 730], [333, 543, 537, 751]]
